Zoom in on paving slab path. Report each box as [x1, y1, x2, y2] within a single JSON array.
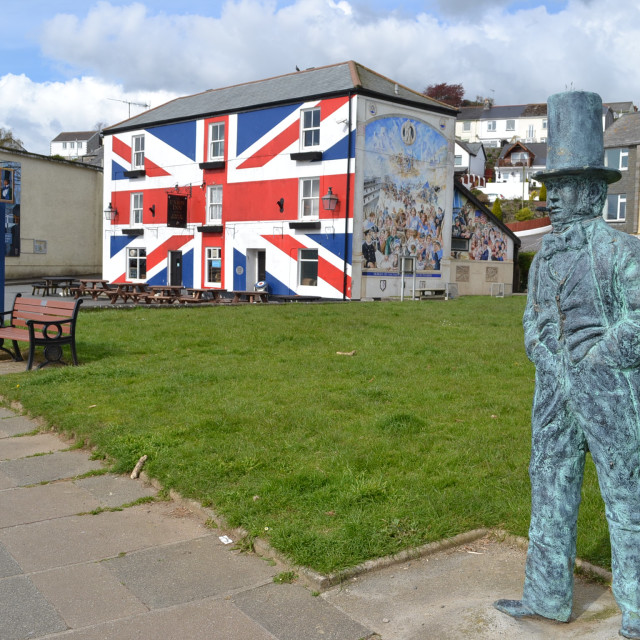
[[0, 404, 628, 639]]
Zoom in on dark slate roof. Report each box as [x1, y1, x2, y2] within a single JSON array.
[[604, 101, 636, 114], [105, 61, 457, 134], [51, 131, 99, 142], [466, 142, 485, 157], [604, 112, 640, 147], [455, 138, 485, 158], [458, 102, 610, 120], [457, 104, 529, 120]]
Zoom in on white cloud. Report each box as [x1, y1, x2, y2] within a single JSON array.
[[0, 74, 176, 154], [4, 0, 640, 154]]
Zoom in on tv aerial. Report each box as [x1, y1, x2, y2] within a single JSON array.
[[108, 98, 150, 118]]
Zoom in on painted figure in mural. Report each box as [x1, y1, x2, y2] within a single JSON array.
[[493, 91, 640, 639], [1, 178, 11, 201], [362, 228, 377, 268]]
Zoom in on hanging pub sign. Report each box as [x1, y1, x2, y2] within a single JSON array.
[[167, 194, 187, 228]]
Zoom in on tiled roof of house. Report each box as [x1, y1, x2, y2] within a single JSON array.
[[459, 102, 609, 120], [51, 131, 99, 142], [604, 101, 637, 114], [105, 61, 457, 134], [466, 142, 485, 157], [604, 112, 640, 147], [457, 104, 528, 120], [455, 138, 485, 158]]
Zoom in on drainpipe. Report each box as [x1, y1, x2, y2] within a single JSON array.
[[343, 91, 354, 300]]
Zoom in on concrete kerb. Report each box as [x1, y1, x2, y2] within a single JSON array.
[[143, 474, 617, 594]]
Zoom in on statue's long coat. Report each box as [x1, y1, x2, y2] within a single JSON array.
[[522, 216, 640, 621]]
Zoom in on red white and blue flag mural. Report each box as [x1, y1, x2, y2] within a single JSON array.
[[104, 96, 355, 297]]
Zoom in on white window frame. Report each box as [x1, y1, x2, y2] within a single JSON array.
[[128, 247, 147, 280], [78, 141, 83, 150], [486, 120, 496, 132], [298, 248, 318, 287], [301, 107, 320, 149], [62, 142, 67, 149], [132, 134, 145, 169], [527, 125, 535, 138], [463, 121, 471, 131], [604, 194, 626, 222], [506, 120, 515, 131], [131, 192, 143, 226], [542, 119, 548, 130], [208, 122, 225, 161], [605, 147, 629, 171], [207, 184, 223, 223], [299, 177, 319, 219], [205, 247, 222, 286], [454, 155, 463, 166]]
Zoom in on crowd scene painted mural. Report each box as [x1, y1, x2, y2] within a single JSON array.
[[451, 190, 508, 261], [362, 116, 449, 272]]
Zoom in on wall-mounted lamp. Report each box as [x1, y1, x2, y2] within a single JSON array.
[[321, 187, 339, 211], [276, 198, 285, 213], [104, 203, 117, 220], [149, 204, 156, 217]]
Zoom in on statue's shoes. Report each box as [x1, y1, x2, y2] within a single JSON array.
[[493, 599, 538, 618], [494, 599, 571, 623], [621, 612, 640, 639]]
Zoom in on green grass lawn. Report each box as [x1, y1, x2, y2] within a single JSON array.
[[0, 297, 609, 574]]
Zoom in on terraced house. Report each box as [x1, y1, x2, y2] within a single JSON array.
[[102, 62, 519, 299]]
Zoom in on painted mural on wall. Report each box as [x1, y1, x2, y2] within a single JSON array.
[[451, 190, 507, 261], [362, 117, 448, 272], [0, 162, 20, 257]]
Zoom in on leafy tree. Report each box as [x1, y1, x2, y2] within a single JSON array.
[[423, 82, 464, 107], [0, 127, 25, 151], [515, 207, 534, 221], [462, 95, 494, 107], [518, 251, 536, 291], [539, 183, 547, 201], [492, 197, 503, 221]]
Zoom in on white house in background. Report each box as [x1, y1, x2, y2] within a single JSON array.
[[454, 139, 486, 189], [50, 131, 101, 160], [456, 101, 615, 148], [478, 141, 547, 202]]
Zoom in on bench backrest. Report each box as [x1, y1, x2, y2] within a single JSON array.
[[10, 296, 81, 335]]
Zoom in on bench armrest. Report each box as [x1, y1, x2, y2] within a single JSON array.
[[26, 317, 74, 340]]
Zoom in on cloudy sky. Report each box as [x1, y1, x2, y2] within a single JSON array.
[[1, 0, 636, 155]]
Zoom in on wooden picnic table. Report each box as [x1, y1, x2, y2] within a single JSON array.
[[43, 277, 79, 296], [232, 290, 269, 303], [107, 283, 150, 304], [178, 288, 226, 304], [74, 279, 113, 300], [147, 285, 184, 304]]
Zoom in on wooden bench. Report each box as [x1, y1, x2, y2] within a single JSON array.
[[0, 295, 83, 370], [414, 288, 447, 300]]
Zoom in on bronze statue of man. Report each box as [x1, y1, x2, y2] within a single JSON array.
[[494, 91, 640, 639]]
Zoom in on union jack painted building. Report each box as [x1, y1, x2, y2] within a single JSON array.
[[102, 62, 519, 298]]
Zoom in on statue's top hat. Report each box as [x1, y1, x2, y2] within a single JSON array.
[[534, 90, 621, 184]]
